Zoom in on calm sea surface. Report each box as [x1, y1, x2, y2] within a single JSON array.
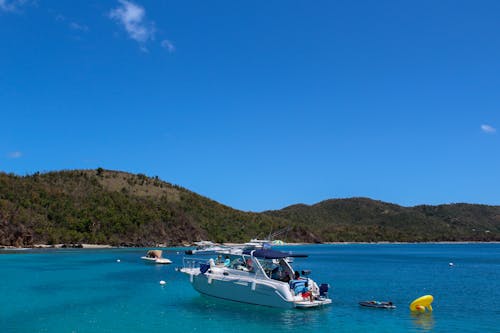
[[1, 244, 498, 332]]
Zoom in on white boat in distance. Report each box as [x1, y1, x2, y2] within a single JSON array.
[[185, 240, 276, 257], [180, 249, 332, 309], [141, 257, 172, 264], [185, 238, 294, 263], [184, 241, 228, 255]]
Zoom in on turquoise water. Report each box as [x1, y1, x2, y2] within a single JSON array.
[[1, 244, 498, 332]]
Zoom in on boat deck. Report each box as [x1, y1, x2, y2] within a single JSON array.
[[294, 298, 332, 308]]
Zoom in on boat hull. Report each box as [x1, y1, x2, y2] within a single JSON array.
[[141, 257, 172, 264], [191, 273, 295, 308], [359, 301, 395, 309], [181, 250, 332, 309]]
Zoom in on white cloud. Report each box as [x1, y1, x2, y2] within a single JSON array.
[[53, 13, 89, 32], [161, 39, 175, 53], [109, 0, 154, 44], [481, 124, 496, 134], [55, 13, 66, 22], [7, 151, 22, 159], [69, 21, 89, 32], [0, 0, 28, 12]]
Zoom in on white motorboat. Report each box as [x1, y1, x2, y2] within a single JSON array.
[[185, 241, 228, 255], [141, 250, 172, 264], [180, 249, 332, 309], [244, 238, 271, 249]]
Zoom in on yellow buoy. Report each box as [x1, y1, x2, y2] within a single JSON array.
[[410, 295, 434, 312]]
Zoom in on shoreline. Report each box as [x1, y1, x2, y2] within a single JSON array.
[[320, 241, 500, 245], [1, 240, 499, 250], [0, 244, 116, 250]]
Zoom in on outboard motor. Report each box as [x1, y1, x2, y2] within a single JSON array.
[[319, 283, 330, 299]]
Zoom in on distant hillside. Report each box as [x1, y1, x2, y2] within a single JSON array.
[[264, 198, 500, 242], [0, 169, 498, 247]]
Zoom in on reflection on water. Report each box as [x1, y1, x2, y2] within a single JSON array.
[[176, 295, 332, 332], [410, 312, 435, 331]]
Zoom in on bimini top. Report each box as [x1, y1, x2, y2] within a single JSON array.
[[242, 249, 308, 259]]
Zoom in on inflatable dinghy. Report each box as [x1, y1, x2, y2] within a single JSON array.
[[359, 301, 396, 309]]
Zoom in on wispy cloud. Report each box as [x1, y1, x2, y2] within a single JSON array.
[[0, 0, 28, 12], [109, 0, 154, 44], [481, 124, 496, 134], [69, 21, 89, 32], [7, 151, 22, 159], [55, 14, 89, 32], [161, 39, 175, 53]]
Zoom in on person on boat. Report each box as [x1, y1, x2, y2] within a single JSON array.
[[223, 256, 231, 267], [208, 258, 216, 268], [270, 266, 291, 282], [246, 258, 254, 272], [289, 271, 312, 301], [270, 266, 281, 280], [230, 257, 245, 270], [281, 273, 291, 283]]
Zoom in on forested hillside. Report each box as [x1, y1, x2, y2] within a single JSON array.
[[264, 198, 499, 242], [0, 169, 289, 247], [0, 169, 498, 247]]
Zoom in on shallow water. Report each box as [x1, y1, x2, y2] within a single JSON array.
[[1, 244, 498, 332]]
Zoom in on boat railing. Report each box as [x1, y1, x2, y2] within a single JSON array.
[[182, 257, 208, 269], [247, 255, 273, 281]]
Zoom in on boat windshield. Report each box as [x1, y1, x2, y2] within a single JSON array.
[[211, 254, 251, 270], [234, 255, 293, 282], [213, 252, 294, 282], [257, 257, 294, 281]]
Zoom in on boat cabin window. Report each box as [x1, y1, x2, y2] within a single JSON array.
[[258, 258, 293, 282], [223, 254, 293, 281], [215, 254, 254, 271], [229, 256, 247, 270]]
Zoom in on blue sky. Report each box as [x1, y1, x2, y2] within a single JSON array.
[[1, 0, 499, 211]]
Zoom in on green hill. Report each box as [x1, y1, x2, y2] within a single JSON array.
[[263, 198, 500, 242], [0, 169, 289, 247], [0, 169, 498, 247]]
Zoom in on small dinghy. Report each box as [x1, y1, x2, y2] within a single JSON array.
[[141, 250, 172, 265], [141, 257, 172, 264], [359, 301, 396, 309]]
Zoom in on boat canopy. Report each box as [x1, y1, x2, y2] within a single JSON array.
[[242, 249, 308, 259]]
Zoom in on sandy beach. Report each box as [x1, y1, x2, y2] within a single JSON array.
[[30, 244, 115, 249], [1, 241, 498, 250]]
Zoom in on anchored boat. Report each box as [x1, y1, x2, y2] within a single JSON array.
[[141, 250, 172, 264], [359, 301, 396, 309], [180, 249, 332, 309], [184, 241, 229, 255]]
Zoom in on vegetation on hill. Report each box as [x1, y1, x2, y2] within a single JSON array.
[[264, 198, 499, 242], [0, 169, 289, 247], [0, 169, 498, 247]]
